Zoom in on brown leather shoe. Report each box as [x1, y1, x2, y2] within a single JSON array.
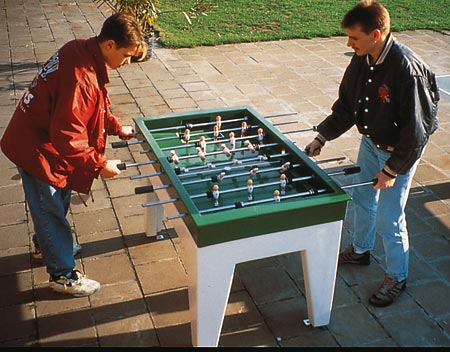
[[338, 245, 370, 265], [369, 275, 406, 307]]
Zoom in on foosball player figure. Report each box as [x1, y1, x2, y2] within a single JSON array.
[[196, 147, 206, 161], [249, 167, 258, 177], [279, 161, 290, 173], [245, 140, 256, 153], [198, 135, 207, 153], [213, 125, 219, 141], [273, 189, 281, 202], [182, 128, 190, 144], [212, 184, 220, 207], [217, 171, 226, 182], [247, 179, 254, 201], [280, 174, 287, 195], [215, 115, 222, 130], [257, 128, 264, 145], [240, 121, 248, 139], [168, 150, 179, 164], [221, 143, 231, 157], [229, 131, 236, 150]]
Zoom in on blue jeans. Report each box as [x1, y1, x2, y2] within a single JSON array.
[[20, 169, 74, 278], [350, 136, 420, 282]]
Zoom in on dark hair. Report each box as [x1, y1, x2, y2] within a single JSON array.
[[98, 13, 147, 60], [341, 0, 390, 35]]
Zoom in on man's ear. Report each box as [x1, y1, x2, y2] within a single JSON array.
[[105, 39, 116, 50], [373, 29, 382, 42]]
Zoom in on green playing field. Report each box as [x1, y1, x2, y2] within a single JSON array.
[[134, 106, 351, 247]]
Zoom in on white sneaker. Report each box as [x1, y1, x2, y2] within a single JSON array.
[[33, 243, 82, 261], [49, 270, 101, 296]]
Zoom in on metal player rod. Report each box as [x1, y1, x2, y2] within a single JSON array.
[[161, 133, 261, 151], [137, 165, 358, 197], [155, 124, 260, 142], [264, 112, 298, 118], [190, 174, 314, 199], [181, 160, 279, 179], [177, 142, 279, 161], [142, 198, 178, 207], [139, 177, 374, 216], [198, 188, 328, 214], [174, 152, 289, 175], [188, 166, 359, 199], [110, 121, 301, 149], [340, 178, 377, 189], [182, 162, 301, 186], [266, 112, 299, 127], [283, 126, 317, 134], [148, 116, 249, 133], [315, 156, 347, 165], [166, 213, 188, 220], [153, 112, 297, 140], [117, 160, 157, 170], [139, 127, 283, 154], [271, 120, 298, 126]]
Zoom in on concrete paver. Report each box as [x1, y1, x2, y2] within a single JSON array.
[[1, 0, 450, 347]]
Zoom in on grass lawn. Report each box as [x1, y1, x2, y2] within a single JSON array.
[[155, 0, 450, 48]]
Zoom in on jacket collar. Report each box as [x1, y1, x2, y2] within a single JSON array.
[[366, 32, 394, 66], [86, 37, 110, 85]]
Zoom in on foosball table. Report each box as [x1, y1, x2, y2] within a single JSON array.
[[119, 106, 352, 347]]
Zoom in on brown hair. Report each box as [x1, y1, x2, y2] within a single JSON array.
[[98, 13, 147, 60], [341, 0, 390, 36]]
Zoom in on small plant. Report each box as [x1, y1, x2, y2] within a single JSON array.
[[98, 0, 209, 34]]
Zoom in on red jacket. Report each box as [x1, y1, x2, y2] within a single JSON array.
[[1, 37, 122, 194]]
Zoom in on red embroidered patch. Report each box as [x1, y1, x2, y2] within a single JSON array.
[[379, 84, 391, 103]]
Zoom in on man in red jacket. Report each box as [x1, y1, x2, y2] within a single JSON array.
[[1, 13, 147, 296]]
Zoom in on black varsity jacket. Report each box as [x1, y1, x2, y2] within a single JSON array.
[[317, 33, 439, 174]]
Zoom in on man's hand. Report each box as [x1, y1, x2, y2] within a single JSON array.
[[373, 170, 396, 189], [305, 138, 323, 157], [100, 159, 122, 178], [118, 125, 137, 140]]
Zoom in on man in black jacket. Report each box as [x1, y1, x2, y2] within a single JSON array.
[[306, 0, 439, 307]]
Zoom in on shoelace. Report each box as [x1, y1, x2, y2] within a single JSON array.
[[61, 270, 83, 287]]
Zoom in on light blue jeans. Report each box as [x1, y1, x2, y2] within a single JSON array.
[[350, 136, 420, 282], [20, 169, 74, 278]]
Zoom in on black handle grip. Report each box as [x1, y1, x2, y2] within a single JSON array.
[[111, 141, 128, 148], [304, 146, 310, 156], [134, 185, 155, 194], [343, 166, 361, 175], [117, 163, 126, 170]]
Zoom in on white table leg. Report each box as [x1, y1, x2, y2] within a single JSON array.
[[300, 220, 341, 326], [190, 247, 236, 347], [144, 192, 164, 237], [180, 220, 343, 347]]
